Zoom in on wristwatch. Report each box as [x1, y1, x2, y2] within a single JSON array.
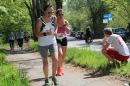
[[43, 32, 47, 36]]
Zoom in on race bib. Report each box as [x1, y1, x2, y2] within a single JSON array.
[[57, 33, 64, 39]]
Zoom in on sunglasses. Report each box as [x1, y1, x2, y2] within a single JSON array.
[[46, 11, 54, 14], [58, 14, 64, 16]]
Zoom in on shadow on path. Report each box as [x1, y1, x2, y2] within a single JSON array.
[[83, 66, 112, 79]]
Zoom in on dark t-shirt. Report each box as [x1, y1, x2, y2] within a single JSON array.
[[86, 29, 92, 37]]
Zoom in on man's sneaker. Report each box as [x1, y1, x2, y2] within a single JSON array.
[[57, 67, 62, 76], [52, 76, 59, 85], [121, 60, 128, 65], [43, 79, 50, 86], [112, 61, 120, 68]]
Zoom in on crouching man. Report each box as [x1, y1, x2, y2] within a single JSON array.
[[99, 28, 129, 65]]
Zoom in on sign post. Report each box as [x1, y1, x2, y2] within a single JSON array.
[[103, 14, 113, 27]]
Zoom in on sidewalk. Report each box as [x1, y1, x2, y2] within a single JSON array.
[[6, 47, 129, 86]]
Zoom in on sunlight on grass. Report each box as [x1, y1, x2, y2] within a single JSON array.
[[66, 47, 130, 76], [29, 41, 130, 76], [30, 41, 38, 51], [66, 47, 108, 69]]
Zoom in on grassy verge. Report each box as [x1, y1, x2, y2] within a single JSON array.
[[30, 41, 130, 76], [0, 44, 30, 86]]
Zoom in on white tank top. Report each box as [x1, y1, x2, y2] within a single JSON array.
[[38, 18, 56, 46]]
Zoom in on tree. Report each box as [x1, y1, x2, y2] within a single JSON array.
[[24, 0, 63, 41], [24, 0, 48, 41], [0, 0, 31, 42], [66, 0, 109, 37], [101, 0, 130, 27], [55, 0, 63, 9], [86, 0, 109, 36]]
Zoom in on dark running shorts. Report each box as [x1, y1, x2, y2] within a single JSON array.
[[56, 37, 67, 46]]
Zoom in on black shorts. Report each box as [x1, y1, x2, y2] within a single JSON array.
[[56, 37, 67, 46]]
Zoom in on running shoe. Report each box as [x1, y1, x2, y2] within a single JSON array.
[[43, 78, 50, 86], [52, 76, 59, 86], [57, 67, 62, 76]]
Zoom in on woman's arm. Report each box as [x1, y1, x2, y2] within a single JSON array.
[[35, 18, 45, 37], [64, 20, 70, 34], [53, 16, 58, 37]]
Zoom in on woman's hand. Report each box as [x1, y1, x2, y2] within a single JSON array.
[[46, 28, 52, 35], [54, 31, 57, 38]]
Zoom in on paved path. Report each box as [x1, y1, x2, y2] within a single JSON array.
[[6, 46, 129, 86]]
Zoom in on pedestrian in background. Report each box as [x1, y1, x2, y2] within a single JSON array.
[[16, 30, 24, 50], [8, 31, 15, 50], [35, 4, 59, 86], [85, 26, 93, 43], [56, 9, 70, 76], [24, 32, 30, 49]]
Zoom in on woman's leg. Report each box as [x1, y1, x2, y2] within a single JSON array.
[[50, 43, 59, 85], [51, 52, 58, 76], [42, 58, 49, 79], [38, 45, 50, 85], [57, 44, 63, 76], [61, 46, 67, 67], [58, 44, 63, 67], [49, 43, 58, 77]]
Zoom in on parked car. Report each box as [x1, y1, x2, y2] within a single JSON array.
[[81, 31, 86, 39], [75, 31, 81, 38], [70, 31, 76, 37], [112, 27, 127, 41], [79, 31, 84, 39]]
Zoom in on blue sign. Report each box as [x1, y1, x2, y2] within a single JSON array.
[[108, 14, 112, 18], [103, 14, 112, 19], [104, 14, 108, 19]]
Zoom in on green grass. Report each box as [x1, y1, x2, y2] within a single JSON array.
[[0, 44, 30, 86], [30, 41, 130, 76], [66, 47, 108, 69], [30, 40, 38, 51]]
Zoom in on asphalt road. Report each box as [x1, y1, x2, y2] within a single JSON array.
[[67, 35, 130, 51], [67, 35, 130, 62], [67, 36, 103, 51]]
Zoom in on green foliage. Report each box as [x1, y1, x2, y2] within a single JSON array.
[[65, 0, 109, 37], [66, 47, 108, 69], [64, 0, 130, 37], [0, 6, 8, 15], [101, 0, 130, 27], [66, 47, 130, 75], [30, 41, 38, 52], [0, 0, 31, 43], [0, 45, 30, 86]]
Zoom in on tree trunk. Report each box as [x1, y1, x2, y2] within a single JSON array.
[[24, 0, 48, 41], [55, 0, 63, 9]]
